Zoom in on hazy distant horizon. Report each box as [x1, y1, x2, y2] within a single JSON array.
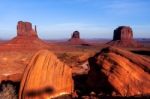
[[0, 34, 149, 40], [0, 0, 150, 39]]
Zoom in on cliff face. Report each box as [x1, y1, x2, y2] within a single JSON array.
[[17, 21, 37, 37], [19, 50, 73, 99], [107, 26, 142, 47], [113, 26, 133, 41], [87, 47, 150, 96]]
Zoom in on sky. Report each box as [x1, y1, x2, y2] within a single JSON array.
[[0, 0, 150, 39]]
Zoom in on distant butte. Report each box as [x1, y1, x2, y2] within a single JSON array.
[[17, 21, 38, 37], [0, 21, 51, 83], [107, 26, 142, 47], [68, 31, 89, 45], [0, 21, 49, 51]]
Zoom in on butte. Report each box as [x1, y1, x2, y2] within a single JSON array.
[[107, 26, 142, 47], [68, 31, 90, 45], [0, 21, 50, 51], [0, 21, 50, 83]]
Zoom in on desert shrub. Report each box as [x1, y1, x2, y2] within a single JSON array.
[[0, 82, 17, 99]]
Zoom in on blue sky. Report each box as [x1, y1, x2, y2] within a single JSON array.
[[0, 0, 150, 39]]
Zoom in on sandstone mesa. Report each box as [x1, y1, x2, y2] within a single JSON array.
[[107, 26, 142, 47]]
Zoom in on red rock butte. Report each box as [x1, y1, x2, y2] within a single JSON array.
[[68, 31, 89, 45], [17, 21, 38, 37], [107, 26, 142, 47], [0, 21, 50, 51]]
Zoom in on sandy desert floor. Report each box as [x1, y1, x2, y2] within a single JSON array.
[[0, 39, 150, 80], [0, 39, 149, 99]]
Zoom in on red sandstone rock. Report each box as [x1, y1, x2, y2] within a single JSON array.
[[113, 26, 133, 41], [19, 50, 73, 99], [87, 47, 150, 96], [107, 26, 142, 47], [68, 31, 89, 45], [0, 21, 49, 51], [17, 21, 37, 37]]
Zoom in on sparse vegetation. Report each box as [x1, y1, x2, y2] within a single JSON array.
[[0, 83, 17, 99]]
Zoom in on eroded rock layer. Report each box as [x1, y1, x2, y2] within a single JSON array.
[[19, 50, 73, 99], [87, 47, 150, 96], [107, 26, 142, 47]]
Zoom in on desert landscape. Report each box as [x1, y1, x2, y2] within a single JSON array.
[[0, 0, 150, 99], [0, 21, 149, 99]]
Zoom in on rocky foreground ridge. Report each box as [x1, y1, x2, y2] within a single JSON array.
[[19, 50, 73, 99], [87, 46, 150, 96]]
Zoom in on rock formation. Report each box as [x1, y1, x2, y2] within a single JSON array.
[[113, 26, 133, 41], [19, 50, 73, 99], [0, 21, 49, 51], [107, 26, 142, 47], [17, 21, 38, 37], [87, 47, 150, 96], [71, 31, 80, 39], [68, 31, 89, 45]]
